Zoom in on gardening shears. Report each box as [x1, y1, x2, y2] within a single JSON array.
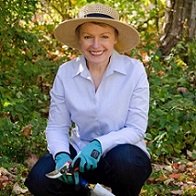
[[46, 162, 115, 196], [46, 161, 76, 179], [46, 161, 91, 190]]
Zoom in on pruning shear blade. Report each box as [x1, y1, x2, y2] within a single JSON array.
[[46, 162, 72, 179]]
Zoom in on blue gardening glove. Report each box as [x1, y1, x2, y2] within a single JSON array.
[[72, 140, 102, 172], [55, 153, 79, 185]]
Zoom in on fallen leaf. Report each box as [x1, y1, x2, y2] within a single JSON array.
[[177, 87, 187, 94], [169, 173, 181, 179], [21, 124, 32, 137], [0, 167, 15, 188], [170, 189, 183, 195], [0, 167, 15, 179], [140, 189, 147, 194], [159, 174, 167, 181], [164, 178, 173, 185], [178, 164, 186, 172], [24, 153, 39, 169], [164, 165, 173, 172], [148, 177, 157, 184], [13, 182, 28, 194], [158, 70, 164, 76]]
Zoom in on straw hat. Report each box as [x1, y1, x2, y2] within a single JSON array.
[[54, 3, 140, 53]]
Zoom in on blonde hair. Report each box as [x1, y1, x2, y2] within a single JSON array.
[[75, 22, 119, 38]]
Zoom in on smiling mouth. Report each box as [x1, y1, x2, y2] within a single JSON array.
[[90, 50, 104, 56]]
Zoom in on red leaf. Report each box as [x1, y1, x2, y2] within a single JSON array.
[[169, 173, 181, 179]]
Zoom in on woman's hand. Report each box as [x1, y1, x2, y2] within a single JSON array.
[[72, 140, 102, 172], [55, 153, 79, 184]]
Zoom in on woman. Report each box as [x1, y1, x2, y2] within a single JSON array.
[[25, 3, 152, 196]]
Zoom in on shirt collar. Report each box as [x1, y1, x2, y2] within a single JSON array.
[[107, 50, 127, 75], [72, 55, 89, 78], [72, 50, 127, 78]]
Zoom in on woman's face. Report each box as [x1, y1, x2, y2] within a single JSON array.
[[77, 22, 117, 67]]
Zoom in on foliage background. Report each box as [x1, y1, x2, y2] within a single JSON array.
[[0, 0, 195, 195]]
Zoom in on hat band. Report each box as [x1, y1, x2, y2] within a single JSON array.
[[84, 13, 114, 19]]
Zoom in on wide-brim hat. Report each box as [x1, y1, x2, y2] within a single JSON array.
[[54, 3, 140, 53]]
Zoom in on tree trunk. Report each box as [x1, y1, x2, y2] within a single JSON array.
[[159, 0, 196, 55]]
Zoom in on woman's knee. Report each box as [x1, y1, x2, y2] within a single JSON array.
[[105, 144, 152, 182], [24, 154, 56, 195]]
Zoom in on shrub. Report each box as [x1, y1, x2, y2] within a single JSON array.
[[146, 43, 196, 161]]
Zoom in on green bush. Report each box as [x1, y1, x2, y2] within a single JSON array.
[[0, 0, 53, 164], [0, 0, 195, 166], [146, 42, 196, 161]]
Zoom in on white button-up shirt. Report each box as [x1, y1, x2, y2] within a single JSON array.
[[46, 50, 150, 158]]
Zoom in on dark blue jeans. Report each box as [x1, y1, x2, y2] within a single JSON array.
[[24, 144, 152, 196]]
